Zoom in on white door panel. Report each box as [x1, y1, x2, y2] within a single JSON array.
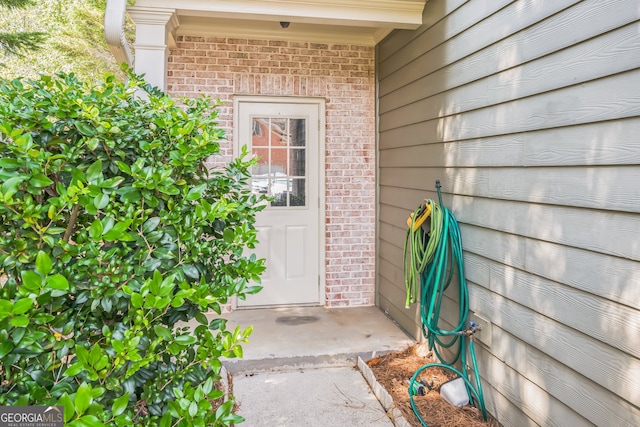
[[235, 99, 323, 307]]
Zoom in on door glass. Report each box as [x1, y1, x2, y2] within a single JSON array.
[[251, 117, 307, 207]]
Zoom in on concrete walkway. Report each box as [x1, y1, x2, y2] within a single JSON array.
[[219, 306, 415, 427]]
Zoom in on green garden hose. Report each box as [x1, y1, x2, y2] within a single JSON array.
[[405, 181, 487, 425], [404, 200, 443, 308]]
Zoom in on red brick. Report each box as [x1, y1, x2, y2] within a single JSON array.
[[168, 38, 375, 308]]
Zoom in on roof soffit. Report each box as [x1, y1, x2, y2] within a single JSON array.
[[133, 0, 426, 27], [129, 0, 427, 45]]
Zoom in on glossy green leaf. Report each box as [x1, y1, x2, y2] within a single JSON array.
[[111, 392, 129, 417], [89, 219, 103, 241], [103, 219, 131, 241], [47, 274, 69, 290], [223, 228, 234, 243], [159, 412, 172, 427], [182, 263, 199, 280], [10, 315, 29, 327], [63, 362, 85, 377], [58, 393, 75, 423], [0, 157, 20, 168], [100, 176, 124, 188], [0, 300, 13, 317], [21, 270, 42, 290], [29, 369, 54, 387], [111, 340, 124, 353], [86, 159, 102, 183], [94, 193, 109, 210], [76, 346, 89, 364], [186, 183, 207, 201], [116, 161, 131, 174], [174, 334, 197, 345], [36, 250, 52, 275], [11, 298, 34, 315], [68, 415, 102, 427], [233, 345, 243, 358], [142, 217, 161, 233], [195, 312, 208, 325], [153, 325, 172, 341], [29, 173, 53, 188], [130, 293, 142, 308], [74, 383, 91, 415], [244, 285, 263, 295], [0, 341, 14, 358], [1, 176, 26, 198], [76, 121, 96, 137]]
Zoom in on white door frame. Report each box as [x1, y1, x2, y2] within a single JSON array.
[[232, 95, 326, 308]]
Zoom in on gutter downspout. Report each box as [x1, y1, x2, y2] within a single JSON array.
[[104, 0, 133, 67]]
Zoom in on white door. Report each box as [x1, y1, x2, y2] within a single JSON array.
[[235, 98, 324, 307]]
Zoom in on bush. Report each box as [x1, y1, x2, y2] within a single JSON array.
[[0, 71, 266, 426]]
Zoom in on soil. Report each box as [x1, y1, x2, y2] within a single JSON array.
[[368, 345, 497, 427]]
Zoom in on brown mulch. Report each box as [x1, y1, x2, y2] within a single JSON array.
[[368, 345, 497, 427]]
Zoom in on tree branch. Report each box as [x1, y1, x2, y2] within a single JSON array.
[[63, 204, 79, 242]]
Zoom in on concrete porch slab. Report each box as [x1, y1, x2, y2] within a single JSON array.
[[219, 306, 415, 373]]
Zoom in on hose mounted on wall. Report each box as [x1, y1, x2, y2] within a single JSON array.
[[404, 180, 487, 426]]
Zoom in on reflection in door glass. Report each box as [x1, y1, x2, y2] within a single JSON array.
[[251, 117, 307, 207], [291, 148, 305, 177], [291, 119, 306, 147], [290, 178, 305, 206]]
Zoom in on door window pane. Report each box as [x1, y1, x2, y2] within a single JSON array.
[[290, 178, 306, 206], [290, 148, 305, 177], [250, 117, 307, 208], [291, 119, 306, 147], [270, 147, 288, 175], [251, 119, 268, 146], [252, 147, 269, 174]]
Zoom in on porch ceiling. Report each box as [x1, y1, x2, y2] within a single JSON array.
[[130, 0, 428, 45]]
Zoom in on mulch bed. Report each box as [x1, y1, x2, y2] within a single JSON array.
[[367, 345, 497, 427]]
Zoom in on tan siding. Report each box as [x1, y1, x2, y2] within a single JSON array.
[[377, 0, 467, 63], [381, 0, 638, 95], [461, 225, 640, 310], [480, 330, 640, 427], [451, 196, 640, 261], [379, 0, 515, 79], [380, 118, 640, 167], [381, 166, 640, 212], [377, 0, 640, 424], [476, 349, 593, 427], [381, 21, 640, 115], [469, 283, 640, 407], [381, 68, 640, 134]]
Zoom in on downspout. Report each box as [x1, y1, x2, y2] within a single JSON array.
[[104, 0, 133, 67]]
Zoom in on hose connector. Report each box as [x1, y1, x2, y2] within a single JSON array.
[[456, 321, 482, 337], [469, 321, 482, 334]]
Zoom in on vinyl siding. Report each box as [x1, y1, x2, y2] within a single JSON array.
[[376, 0, 640, 425]]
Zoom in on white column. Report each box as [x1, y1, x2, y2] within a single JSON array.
[[127, 7, 179, 92]]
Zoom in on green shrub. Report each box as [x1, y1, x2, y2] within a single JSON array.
[[0, 71, 266, 426]]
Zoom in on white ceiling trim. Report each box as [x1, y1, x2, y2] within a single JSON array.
[[174, 16, 394, 45], [132, 0, 426, 28]]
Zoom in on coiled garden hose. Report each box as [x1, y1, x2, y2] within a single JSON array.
[[404, 200, 442, 308], [405, 181, 487, 426]]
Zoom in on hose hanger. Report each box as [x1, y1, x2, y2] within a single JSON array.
[[406, 200, 432, 232]]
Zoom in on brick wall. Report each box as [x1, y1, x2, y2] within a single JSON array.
[[167, 36, 376, 307]]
